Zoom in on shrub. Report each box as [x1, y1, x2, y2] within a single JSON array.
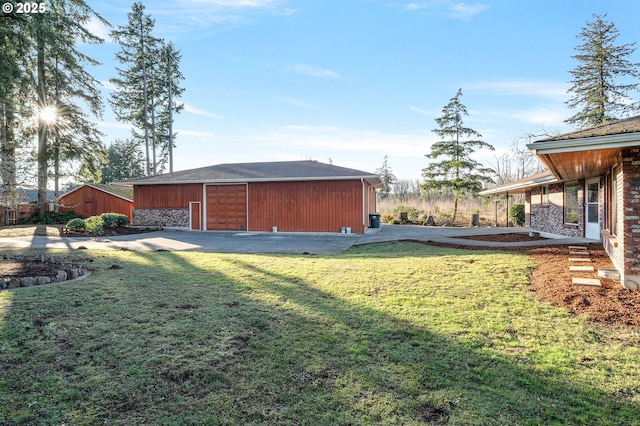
[[66, 218, 86, 232], [389, 218, 401, 225], [20, 211, 82, 225], [84, 215, 105, 235], [380, 213, 394, 223], [392, 205, 423, 220], [100, 212, 129, 228], [508, 203, 525, 226]]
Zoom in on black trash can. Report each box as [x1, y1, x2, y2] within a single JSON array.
[[369, 213, 381, 229]]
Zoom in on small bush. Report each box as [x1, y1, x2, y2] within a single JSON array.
[[84, 215, 105, 235], [381, 213, 394, 223], [389, 218, 401, 225], [509, 203, 525, 226], [101, 212, 129, 228], [66, 218, 86, 232], [392, 205, 423, 220], [20, 211, 82, 225]]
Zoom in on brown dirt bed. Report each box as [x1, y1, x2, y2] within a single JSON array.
[[455, 232, 549, 242]]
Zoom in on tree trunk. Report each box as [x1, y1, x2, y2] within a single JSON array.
[[37, 37, 48, 217]]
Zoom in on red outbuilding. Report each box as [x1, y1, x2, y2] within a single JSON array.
[[58, 184, 134, 221], [118, 160, 383, 233]]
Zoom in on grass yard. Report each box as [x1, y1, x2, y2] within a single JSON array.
[[0, 242, 639, 425]]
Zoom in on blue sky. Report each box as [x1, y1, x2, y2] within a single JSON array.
[[82, 0, 640, 179]]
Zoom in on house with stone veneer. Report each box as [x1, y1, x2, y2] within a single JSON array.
[[118, 160, 383, 233], [480, 115, 640, 290]]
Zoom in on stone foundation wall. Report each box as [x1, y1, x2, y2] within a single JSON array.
[[529, 182, 584, 238], [133, 208, 189, 227]]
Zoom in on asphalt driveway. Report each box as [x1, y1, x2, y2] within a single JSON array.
[[0, 225, 598, 253]]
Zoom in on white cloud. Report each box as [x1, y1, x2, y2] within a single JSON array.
[[99, 80, 117, 91], [467, 80, 569, 99], [180, 0, 279, 6], [183, 103, 224, 119], [288, 64, 340, 79], [409, 106, 439, 116], [447, 3, 489, 20], [84, 16, 112, 43], [252, 125, 430, 158]]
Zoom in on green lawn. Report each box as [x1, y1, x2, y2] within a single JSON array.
[[0, 242, 639, 425]]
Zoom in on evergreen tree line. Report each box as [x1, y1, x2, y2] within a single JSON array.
[[0, 1, 183, 216], [377, 13, 640, 221]]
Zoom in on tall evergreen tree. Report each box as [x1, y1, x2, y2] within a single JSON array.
[[21, 1, 109, 214], [0, 14, 31, 210], [422, 88, 494, 223], [375, 155, 397, 200], [101, 139, 145, 183], [110, 2, 159, 176], [158, 41, 185, 173], [566, 14, 640, 128]]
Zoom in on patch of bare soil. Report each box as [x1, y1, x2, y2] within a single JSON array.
[[0, 254, 92, 289], [423, 235, 640, 327], [456, 232, 549, 242]]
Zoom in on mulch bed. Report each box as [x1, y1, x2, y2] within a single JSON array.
[[428, 233, 640, 327], [455, 232, 549, 242], [63, 226, 159, 237]]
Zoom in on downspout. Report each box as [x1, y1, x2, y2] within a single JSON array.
[[362, 178, 366, 230]]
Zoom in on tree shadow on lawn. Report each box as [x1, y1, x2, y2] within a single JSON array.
[[1, 248, 638, 425]]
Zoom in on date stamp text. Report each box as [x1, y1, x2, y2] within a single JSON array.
[[3, 2, 47, 14]]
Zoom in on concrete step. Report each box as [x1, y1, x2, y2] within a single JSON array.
[[569, 265, 595, 272], [572, 277, 602, 287], [569, 246, 588, 250], [569, 251, 590, 255], [569, 258, 592, 262]]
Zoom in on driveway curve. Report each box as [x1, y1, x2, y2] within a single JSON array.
[[0, 225, 598, 254]]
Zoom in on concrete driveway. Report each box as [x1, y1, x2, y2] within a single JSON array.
[[0, 225, 598, 254]]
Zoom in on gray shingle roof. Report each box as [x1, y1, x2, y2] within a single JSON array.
[[117, 160, 381, 185], [537, 115, 640, 142]]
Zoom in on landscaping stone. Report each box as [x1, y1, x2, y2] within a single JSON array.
[[569, 265, 595, 272], [56, 270, 67, 281], [0, 279, 6, 289], [572, 277, 602, 287], [20, 277, 35, 287], [7, 278, 20, 289], [36, 276, 51, 285]]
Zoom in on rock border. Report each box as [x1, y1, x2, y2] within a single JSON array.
[[0, 253, 89, 290]]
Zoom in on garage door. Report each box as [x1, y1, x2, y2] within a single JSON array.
[[206, 184, 247, 230]]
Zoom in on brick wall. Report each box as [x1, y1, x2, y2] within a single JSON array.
[[528, 181, 584, 237], [621, 148, 640, 283]]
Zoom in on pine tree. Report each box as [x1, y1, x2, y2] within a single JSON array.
[[0, 14, 31, 210], [375, 155, 397, 199], [110, 2, 160, 176], [566, 14, 640, 128], [422, 88, 494, 224], [101, 139, 145, 183], [158, 41, 185, 173]]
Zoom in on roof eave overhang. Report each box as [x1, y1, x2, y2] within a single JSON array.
[[118, 175, 384, 187], [478, 174, 558, 196], [527, 132, 640, 180]]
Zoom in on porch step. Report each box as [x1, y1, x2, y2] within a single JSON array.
[[569, 246, 588, 250], [569, 258, 592, 262], [569, 265, 595, 272], [572, 277, 602, 287], [569, 251, 590, 256]]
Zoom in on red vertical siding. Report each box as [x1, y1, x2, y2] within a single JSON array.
[[59, 186, 134, 221], [247, 180, 366, 233], [134, 184, 203, 209]]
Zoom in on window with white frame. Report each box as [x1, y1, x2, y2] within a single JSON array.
[[564, 181, 579, 225]]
